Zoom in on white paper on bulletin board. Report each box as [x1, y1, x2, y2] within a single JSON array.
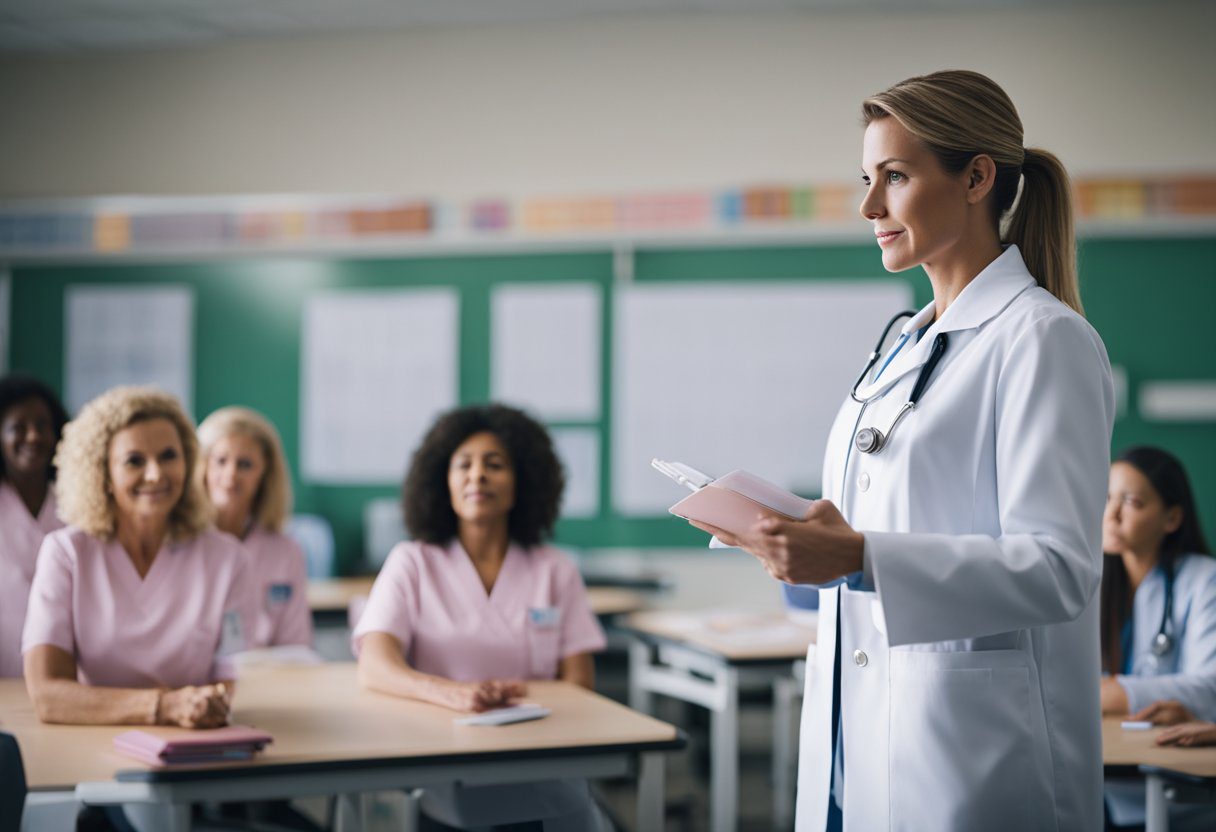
[[612, 281, 914, 515], [301, 289, 458, 483], [65, 285, 194, 415], [551, 427, 600, 519], [491, 282, 601, 421]]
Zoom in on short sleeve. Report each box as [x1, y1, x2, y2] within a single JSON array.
[[22, 533, 77, 658], [554, 555, 607, 658], [351, 543, 419, 658]]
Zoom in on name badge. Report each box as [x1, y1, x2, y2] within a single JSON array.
[[218, 609, 246, 656], [528, 606, 561, 629], [267, 583, 293, 606]]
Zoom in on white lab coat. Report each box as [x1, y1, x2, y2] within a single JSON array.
[[796, 246, 1115, 831]]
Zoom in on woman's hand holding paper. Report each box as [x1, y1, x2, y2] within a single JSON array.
[[690, 500, 864, 584]]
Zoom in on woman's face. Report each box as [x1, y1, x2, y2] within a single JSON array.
[[205, 432, 266, 521], [107, 418, 186, 527], [1103, 461, 1182, 558], [1, 397, 56, 479], [448, 431, 516, 527], [859, 116, 972, 273]]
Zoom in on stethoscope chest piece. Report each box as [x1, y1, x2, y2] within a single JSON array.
[[1151, 630, 1174, 658], [854, 426, 885, 454]]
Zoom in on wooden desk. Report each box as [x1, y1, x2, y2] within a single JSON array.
[[308, 578, 647, 619], [621, 609, 815, 832], [1103, 716, 1216, 832], [0, 663, 682, 831]]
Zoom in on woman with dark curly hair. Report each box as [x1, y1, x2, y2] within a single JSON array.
[[354, 403, 607, 831], [0, 374, 68, 678]]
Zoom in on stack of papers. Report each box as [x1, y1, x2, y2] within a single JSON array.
[[113, 726, 273, 766]]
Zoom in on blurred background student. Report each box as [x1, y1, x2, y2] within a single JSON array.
[[354, 403, 608, 831], [198, 406, 312, 650], [0, 374, 68, 678], [22, 386, 253, 727], [1100, 446, 1216, 829]]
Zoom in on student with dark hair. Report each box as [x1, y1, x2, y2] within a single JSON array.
[[354, 403, 607, 831], [1099, 446, 1216, 828], [0, 374, 68, 677]]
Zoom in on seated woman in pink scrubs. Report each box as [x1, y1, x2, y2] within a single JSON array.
[[354, 403, 608, 831], [198, 406, 312, 650], [23, 386, 254, 727], [0, 375, 68, 678]]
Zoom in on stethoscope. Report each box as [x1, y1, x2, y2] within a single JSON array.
[[1150, 562, 1177, 658], [849, 310, 951, 455]]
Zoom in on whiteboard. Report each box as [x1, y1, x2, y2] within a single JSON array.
[[301, 289, 458, 483], [65, 284, 194, 414], [491, 282, 601, 421], [551, 427, 599, 519], [612, 281, 914, 515]]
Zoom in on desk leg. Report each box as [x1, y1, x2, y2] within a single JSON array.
[[334, 793, 366, 832], [772, 674, 799, 830], [1145, 773, 1169, 832], [637, 751, 666, 832], [710, 665, 740, 832], [123, 802, 191, 832], [629, 639, 655, 714]]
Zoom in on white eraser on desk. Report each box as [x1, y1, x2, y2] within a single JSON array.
[[455, 704, 551, 726], [1121, 720, 1153, 731]]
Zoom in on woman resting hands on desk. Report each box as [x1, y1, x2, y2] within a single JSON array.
[[198, 406, 312, 650], [0, 374, 67, 679], [1099, 447, 1216, 721], [1098, 447, 1216, 828], [354, 403, 607, 831], [22, 387, 255, 728]]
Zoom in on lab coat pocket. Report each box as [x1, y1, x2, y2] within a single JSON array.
[[526, 607, 562, 679], [889, 649, 1053, 832]]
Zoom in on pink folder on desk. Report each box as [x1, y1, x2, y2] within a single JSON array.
[[113, 725, 273, 766]]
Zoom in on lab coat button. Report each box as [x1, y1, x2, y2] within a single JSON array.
[[857, 473, 871, 492], [853, 649, 868, 667]]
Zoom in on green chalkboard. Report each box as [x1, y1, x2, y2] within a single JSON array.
[[9, 237, 1215, 573]]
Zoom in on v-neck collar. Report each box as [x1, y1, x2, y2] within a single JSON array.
[[109, 535, 175, 600], [448, 538, 524, 610], [1, 480, 57, 530]]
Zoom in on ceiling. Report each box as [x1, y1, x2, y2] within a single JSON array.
[[0, 0, 1153, 54]]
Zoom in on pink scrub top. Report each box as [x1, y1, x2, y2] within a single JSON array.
[[0, 482, 63, 677], [243, 526, 313, 649], [352, 540, 606, 681], [22, 527, 256, 688]]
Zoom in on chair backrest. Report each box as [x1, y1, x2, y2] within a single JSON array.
[[285, 513, 336, 579], [363, 497, 406, 570], [0, 731, 27, 832]]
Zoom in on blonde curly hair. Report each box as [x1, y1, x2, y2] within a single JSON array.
[[54, 386, 211, 541], [196, 406, 293, 533]]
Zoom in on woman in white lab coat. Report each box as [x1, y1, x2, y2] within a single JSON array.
[[696, 70, 1114, 831], [1098, 446, 1215, 829]]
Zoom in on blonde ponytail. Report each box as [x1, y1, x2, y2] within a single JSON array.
[[1004, 148, 1082, 314], [863, 71, 1084, 315]]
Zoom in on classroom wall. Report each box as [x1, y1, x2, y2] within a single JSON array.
[[1, 3, 1214, 201], [10, 236, 1215, 572]]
